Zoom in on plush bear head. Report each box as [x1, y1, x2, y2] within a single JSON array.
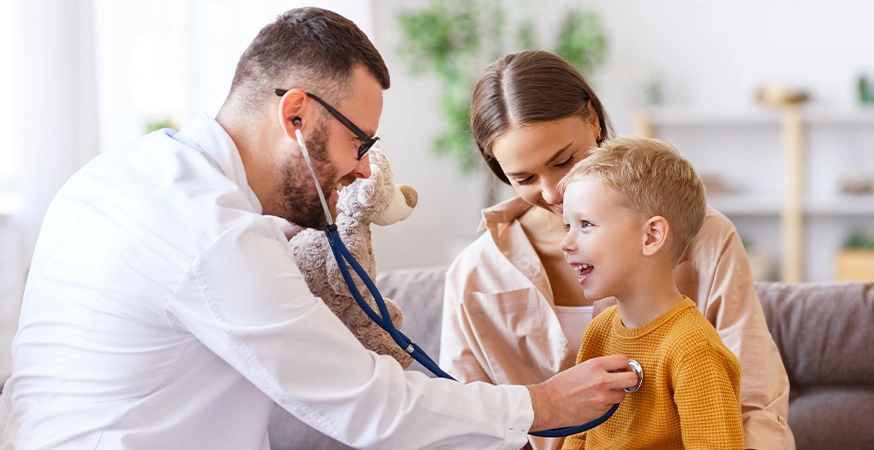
[[290, 144, 417, 367], [336, 147, 418, 226]]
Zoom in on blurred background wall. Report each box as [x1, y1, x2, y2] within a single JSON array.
[[2, 0, 874, 373]]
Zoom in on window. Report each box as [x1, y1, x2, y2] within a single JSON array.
[[0, 0, 18, 182]]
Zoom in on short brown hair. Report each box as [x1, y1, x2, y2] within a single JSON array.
[[558, 136, 707, 260], [470, 50, 613, 185], [225, 7, 389, 114]]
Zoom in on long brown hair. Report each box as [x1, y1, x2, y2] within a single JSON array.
[[470, 50, 613, 184]]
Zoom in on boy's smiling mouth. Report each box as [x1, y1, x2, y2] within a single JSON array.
[[570, 263, 595, 284]]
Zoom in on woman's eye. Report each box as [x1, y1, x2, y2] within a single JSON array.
[[555, 155, 575, 168], [515, 176, 534, 185]]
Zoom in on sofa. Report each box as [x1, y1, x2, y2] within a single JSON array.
[[268, 266, 874, 450]]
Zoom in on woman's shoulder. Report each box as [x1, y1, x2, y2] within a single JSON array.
[[682, 205, 742, 259], [445, 222, 537, 296], [699, 205, 738, 238]]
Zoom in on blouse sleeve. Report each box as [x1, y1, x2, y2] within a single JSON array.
[[678, 207, 794, 449], [439, 254, 493, 383]]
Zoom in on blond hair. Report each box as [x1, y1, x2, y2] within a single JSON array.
[[558, 136, 706, 260]]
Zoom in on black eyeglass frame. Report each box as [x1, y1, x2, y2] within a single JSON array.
[[275, 89, 379, 160]]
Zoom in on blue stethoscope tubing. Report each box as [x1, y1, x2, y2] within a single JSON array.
[[325, 227, 619, 437], [292, 123, 625, 437]]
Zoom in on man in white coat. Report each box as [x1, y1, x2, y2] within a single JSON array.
[[0, 7, 637, 449]]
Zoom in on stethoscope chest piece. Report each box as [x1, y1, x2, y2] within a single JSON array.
[[625, 359, 644, 393]]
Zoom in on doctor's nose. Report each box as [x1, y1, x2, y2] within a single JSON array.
[[353, 153, 371, 179]]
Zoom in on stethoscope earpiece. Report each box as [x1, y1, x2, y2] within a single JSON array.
[[292, 116, 302, 127]]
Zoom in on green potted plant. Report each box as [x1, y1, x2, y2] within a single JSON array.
[[835, 230, 874, 282], [397, 0, 607, 205]]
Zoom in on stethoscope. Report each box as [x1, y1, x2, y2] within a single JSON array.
[[292, 119, 643, 437]]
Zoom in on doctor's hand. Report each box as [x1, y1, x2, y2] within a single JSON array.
[[526, 354, 638, 432]]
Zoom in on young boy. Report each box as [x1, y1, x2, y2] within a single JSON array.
[[558, 136, 743, 449]]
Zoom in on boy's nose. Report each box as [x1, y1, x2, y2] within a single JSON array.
[[560, 234, 575, 253]]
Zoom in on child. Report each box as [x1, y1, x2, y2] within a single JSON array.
[[558, 136, 743, 449]]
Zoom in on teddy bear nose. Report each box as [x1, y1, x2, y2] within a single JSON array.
[[399, 185, 418, 209]]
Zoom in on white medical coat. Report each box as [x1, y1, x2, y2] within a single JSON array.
[[0, 113, 533, 450]]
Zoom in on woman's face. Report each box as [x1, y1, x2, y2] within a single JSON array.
[[490, 114, 600, 215]]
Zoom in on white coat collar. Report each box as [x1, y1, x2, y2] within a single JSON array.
[[174, 112, 263, 214]]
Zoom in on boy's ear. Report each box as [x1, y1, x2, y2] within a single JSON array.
[[641, 216, 670, 256]]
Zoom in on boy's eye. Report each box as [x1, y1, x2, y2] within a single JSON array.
[[563, 223, 570, 232], [581, 220, 593, 228]]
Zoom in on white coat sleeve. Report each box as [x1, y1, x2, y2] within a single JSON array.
[[166, 218, 534, 450]]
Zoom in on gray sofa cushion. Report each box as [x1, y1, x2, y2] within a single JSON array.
[[756, 281, 874, 386], [269, 270, 874, 450], [756, 281, 874, 449]]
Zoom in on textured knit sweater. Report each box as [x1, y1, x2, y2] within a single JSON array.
[[561, 298, 743, 450]]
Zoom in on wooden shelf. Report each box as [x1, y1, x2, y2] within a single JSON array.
[[804, 196, 874, 216], [642, 106, 874, 128], [634, 106, 874, 282], [642, 107, 780, 127], [707, 194, 782, 216]]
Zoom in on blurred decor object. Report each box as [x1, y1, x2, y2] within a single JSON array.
[[145, 117, 178, 134], [742, 237, 774, 281], [754, 84, 809, 106], [645, 73, 664, 106], [839, 173, 874, 195], [835, 230, 874, 282], [396, 0, 607, 176], [857, 74, 874, 105]]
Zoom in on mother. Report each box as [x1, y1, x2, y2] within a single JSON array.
[[439, 50, 793, 450]]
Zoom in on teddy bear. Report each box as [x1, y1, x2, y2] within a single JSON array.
[[290, 144, 417, 368]]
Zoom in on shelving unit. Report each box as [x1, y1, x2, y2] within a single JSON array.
[[634, 106, 874, 282]]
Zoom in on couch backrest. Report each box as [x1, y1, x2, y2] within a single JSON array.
[[270, 268, 874, 450], [376, 266, 448, 374], [756, 281, 874, 387]]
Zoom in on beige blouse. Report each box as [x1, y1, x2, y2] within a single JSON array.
[[440, 196, 794, 450]]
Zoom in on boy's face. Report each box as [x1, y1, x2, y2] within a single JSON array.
[[560, 179, 645, 301]]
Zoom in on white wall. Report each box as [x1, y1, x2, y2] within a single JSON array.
[[95, 0, 374, 155], [368, 0, 874, 279]]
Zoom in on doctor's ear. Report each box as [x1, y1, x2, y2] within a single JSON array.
[[641, 216, 669, 257]]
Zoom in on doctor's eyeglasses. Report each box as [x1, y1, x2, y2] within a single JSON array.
[[274, 89, 379, 160]]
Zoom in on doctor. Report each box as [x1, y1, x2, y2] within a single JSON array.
[[0, 7, 638, 450]]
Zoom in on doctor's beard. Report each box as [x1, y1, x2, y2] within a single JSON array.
[[279, 119, 340, 230]]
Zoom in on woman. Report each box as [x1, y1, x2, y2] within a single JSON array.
[[439, 50, 794, 450]]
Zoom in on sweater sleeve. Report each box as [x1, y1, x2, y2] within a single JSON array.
[[560, 432, 586, 450], [673, 342, 744, 450]]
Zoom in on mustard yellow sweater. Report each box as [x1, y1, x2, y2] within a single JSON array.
[[561, 298, 743, 450]]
